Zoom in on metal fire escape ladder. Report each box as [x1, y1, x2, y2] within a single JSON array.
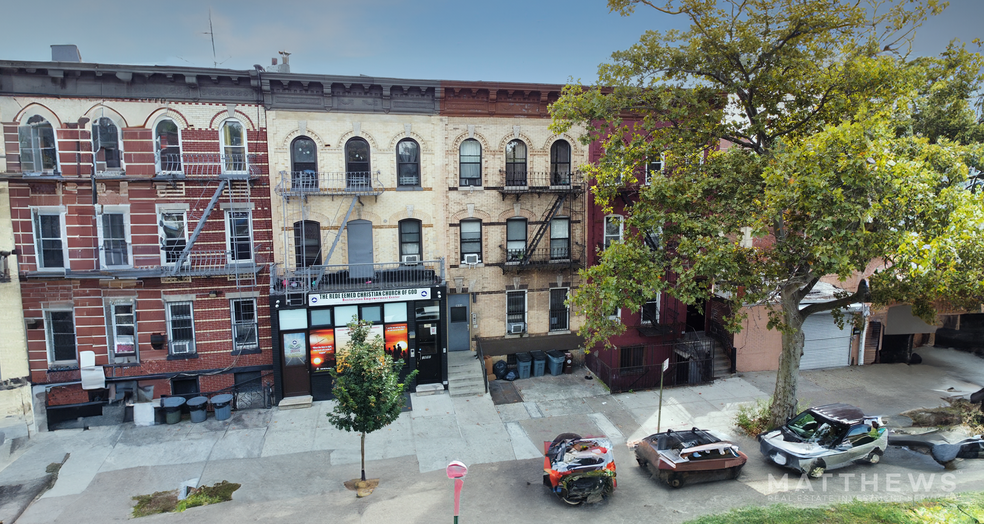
[[311, 196, 359, 289], [520, 193, 568, 268], [171, 179, 228, 275]]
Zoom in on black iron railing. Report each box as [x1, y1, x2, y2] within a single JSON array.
[[586, 342, 714, 394]]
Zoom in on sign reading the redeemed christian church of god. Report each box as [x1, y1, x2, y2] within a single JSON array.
[[308, 288, 431, 307]]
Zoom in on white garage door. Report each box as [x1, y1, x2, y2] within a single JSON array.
[[800, 313, 852, 370]]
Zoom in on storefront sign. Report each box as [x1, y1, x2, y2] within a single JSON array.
[[310, 329, 335, 372], [309, 288, 431, 307]]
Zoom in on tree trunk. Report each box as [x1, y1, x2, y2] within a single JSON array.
[[361, 431, 366, 482], [767, 287, 806, 430]]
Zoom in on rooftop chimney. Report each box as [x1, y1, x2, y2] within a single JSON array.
[[51, 45, 82, 63]]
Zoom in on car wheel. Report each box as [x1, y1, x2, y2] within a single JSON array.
[[806, 462, 825, 479], [866, 449, 884, 464], [669, 474, 685, 488], [560, 495, 582, 506], [636, 458, 647, 468], [731, 465, 744, 480]]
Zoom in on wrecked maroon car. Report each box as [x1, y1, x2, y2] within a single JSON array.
[[633, 427, 748, 488], [543, 433, 617, 505]]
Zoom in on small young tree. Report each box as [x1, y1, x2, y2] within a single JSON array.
[[328, 319, 417, 482]]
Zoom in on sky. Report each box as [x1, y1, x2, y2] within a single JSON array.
[[1, 0, 982, 85]]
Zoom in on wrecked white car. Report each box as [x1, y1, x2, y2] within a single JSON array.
[[758, 403, 887, 478]]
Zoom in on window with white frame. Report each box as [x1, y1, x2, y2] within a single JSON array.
[[399, 219, 422, 263], [645, 153, 664, 185], [604, 215, 623, 249], [220, 120, 247, 173], [550, 217, 570, 260], [506, 291, 526, 332], [45, 309, 77, 365], [226, 210, 253, 263], [506, 218, 527, 262], [155, 119, 182, 173], [159, 210, 188, 265], [107, 299, 136, 359], [100, 209, 130, 267], [18, 115, 58, 174], [459, 139, 482, 186], [231, 298, 258, 352], [397, 138, 421, 187], [460, 220, 482, 263], [32, 208, 66, 269], [92, 117, 122, 174], [165, 301, 196, 356], [549, 288, 569, 332], [641, 294, 661, 325]]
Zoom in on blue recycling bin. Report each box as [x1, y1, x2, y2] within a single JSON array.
[[530, 350, 547, 377], [211, 394, 234, 421], [162, 396, 185, 425], [515, 352, 532, 379], [546, 350, 565, 376], [187, 396, 208, 423]]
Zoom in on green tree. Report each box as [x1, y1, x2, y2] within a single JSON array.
[[551, 0, 984, 429], [328, 319, 417, 482]]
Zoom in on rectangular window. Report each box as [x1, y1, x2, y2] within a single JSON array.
[[550, 217, 570, 260], [619, 345, 644, 369], [231, 298, 258, 352], [226, 210, 253, 263], [18, 123, 57, 174], [166, 301, 196, 356], [459, 140, 482, 186], [604, 215, 623, 249], [46, 310, 77, 365], [506, 290, 526, 329], [506, 219, 526, 262], [108, 300, 136, 358], [159, 211, 187, 265], [33, 210, 65, 269], [399, 220, 422, 262], [460, 220, 482, 263], [641, 295, 661, 325], [101, 212, 130, 267], [645, 153, 664, 185], [549, 288, 569, 332]]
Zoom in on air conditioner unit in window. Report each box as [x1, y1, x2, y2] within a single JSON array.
[[508, 322, 525, 334], [463, 254, 480, 265], [402, 254, 420, 265], [171, 341, 192, 355]]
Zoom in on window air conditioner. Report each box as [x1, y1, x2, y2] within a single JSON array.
[[463, 254, 480, 265], [508, 322, 525, 334], [171, 341, 192, 354], [402, 254, 420, 265]]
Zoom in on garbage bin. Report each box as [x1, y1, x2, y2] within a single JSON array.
[[515, 352, 532, 379], [546, 350, 565, 376], [211, 393, 234, 421], [563, 352, 574, 374], [530, 350, 547, 377], [187, 396, 208, 423], [162, 396, 186, 425]]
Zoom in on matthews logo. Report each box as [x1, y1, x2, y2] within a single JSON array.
[[767, 473, 957, 503]]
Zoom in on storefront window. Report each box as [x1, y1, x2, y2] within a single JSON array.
[[335, 306, 358, 326], [384, 302, 408, 323], [362, 305, 382, 324], [310, 309, 332, 327]]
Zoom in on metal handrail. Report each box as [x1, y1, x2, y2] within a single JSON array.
[[271, 258, 446, 294], [156, 152, 259, 176], [275, 170, 384, 196], [496, 169, 585, 189]]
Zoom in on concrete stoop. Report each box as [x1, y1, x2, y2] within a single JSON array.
[[278, 395, 314, 409], [414, 383, 446, 396], [447, 351, 486, 397]]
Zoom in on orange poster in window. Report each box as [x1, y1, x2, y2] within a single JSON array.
[[309, 329, 335, 372], [384, 323, 409, 360]]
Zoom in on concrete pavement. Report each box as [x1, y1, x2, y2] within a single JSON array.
[[1, 345, 982, 523]]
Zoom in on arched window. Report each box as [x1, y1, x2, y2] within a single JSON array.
[[505, 139, 527, 186], [155, 119, 182, 173], [345, 137, 371, 189], [18, 115, 57, 174], [506, 218, 527, 262], [293, 220, 322, 267], [291, 136, 318, 190], [220, 120, 246, 173], [396, 138, 420, 187], [459, 139, 481, 186], [399, 219, 422, 263], [93, 117, 122, 173], [550, 140, 571, 185]]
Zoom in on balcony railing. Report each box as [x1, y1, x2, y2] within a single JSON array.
[[156, 153, 260, 177], [496, 170, 585, 192], [271, 258, 445, 294], [23, 250, 262, 279], [502, 245, 581, 267], [275, 171, 384, 197]]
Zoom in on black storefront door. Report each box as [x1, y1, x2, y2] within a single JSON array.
[[415, 321, 442, 384], [281, 331, 311, 397]]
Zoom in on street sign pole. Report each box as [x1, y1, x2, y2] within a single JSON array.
[[657, 358, 669, 433], [446, 460, 468, 524]]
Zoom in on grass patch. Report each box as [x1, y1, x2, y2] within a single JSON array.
[[132, 481, 241, 518], [683, 492, 984, 524]]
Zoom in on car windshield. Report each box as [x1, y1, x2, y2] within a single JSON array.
[[786, 411, 844, 446]]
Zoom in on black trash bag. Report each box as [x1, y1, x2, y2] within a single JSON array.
[[493, 360, 508, 379], [504, 370, 518, 381]]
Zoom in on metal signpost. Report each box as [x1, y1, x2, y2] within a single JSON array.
[[657, 358, 669, 433], [446, 460, 468, 524]]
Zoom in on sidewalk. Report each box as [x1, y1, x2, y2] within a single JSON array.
[[1, 345, 981, 523]]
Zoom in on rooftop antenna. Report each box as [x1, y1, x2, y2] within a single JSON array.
[[204, 8, 218, 68]]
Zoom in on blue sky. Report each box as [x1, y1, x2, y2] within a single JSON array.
[[2, 0, 981, 84]]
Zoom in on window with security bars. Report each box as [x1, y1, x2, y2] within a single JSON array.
[[18, 116, 57, 174], [549, 288, 569, 331], [619, 345, 644, 369], [231, 298, 258, 352], [459, 139, 482, 186], [166, 302, 196, 356], [506, 291, 526, 325], [397, 139, 420, 186], [102, 213, 129, 267], [109, 301, 136, 358], [227, 210, 253, 262], [550, 217, 570, 259], [46, 310, 77, 364], [33, 211, 64, 269]]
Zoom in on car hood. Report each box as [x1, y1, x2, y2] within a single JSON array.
[[760, 429, 829, 458]]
